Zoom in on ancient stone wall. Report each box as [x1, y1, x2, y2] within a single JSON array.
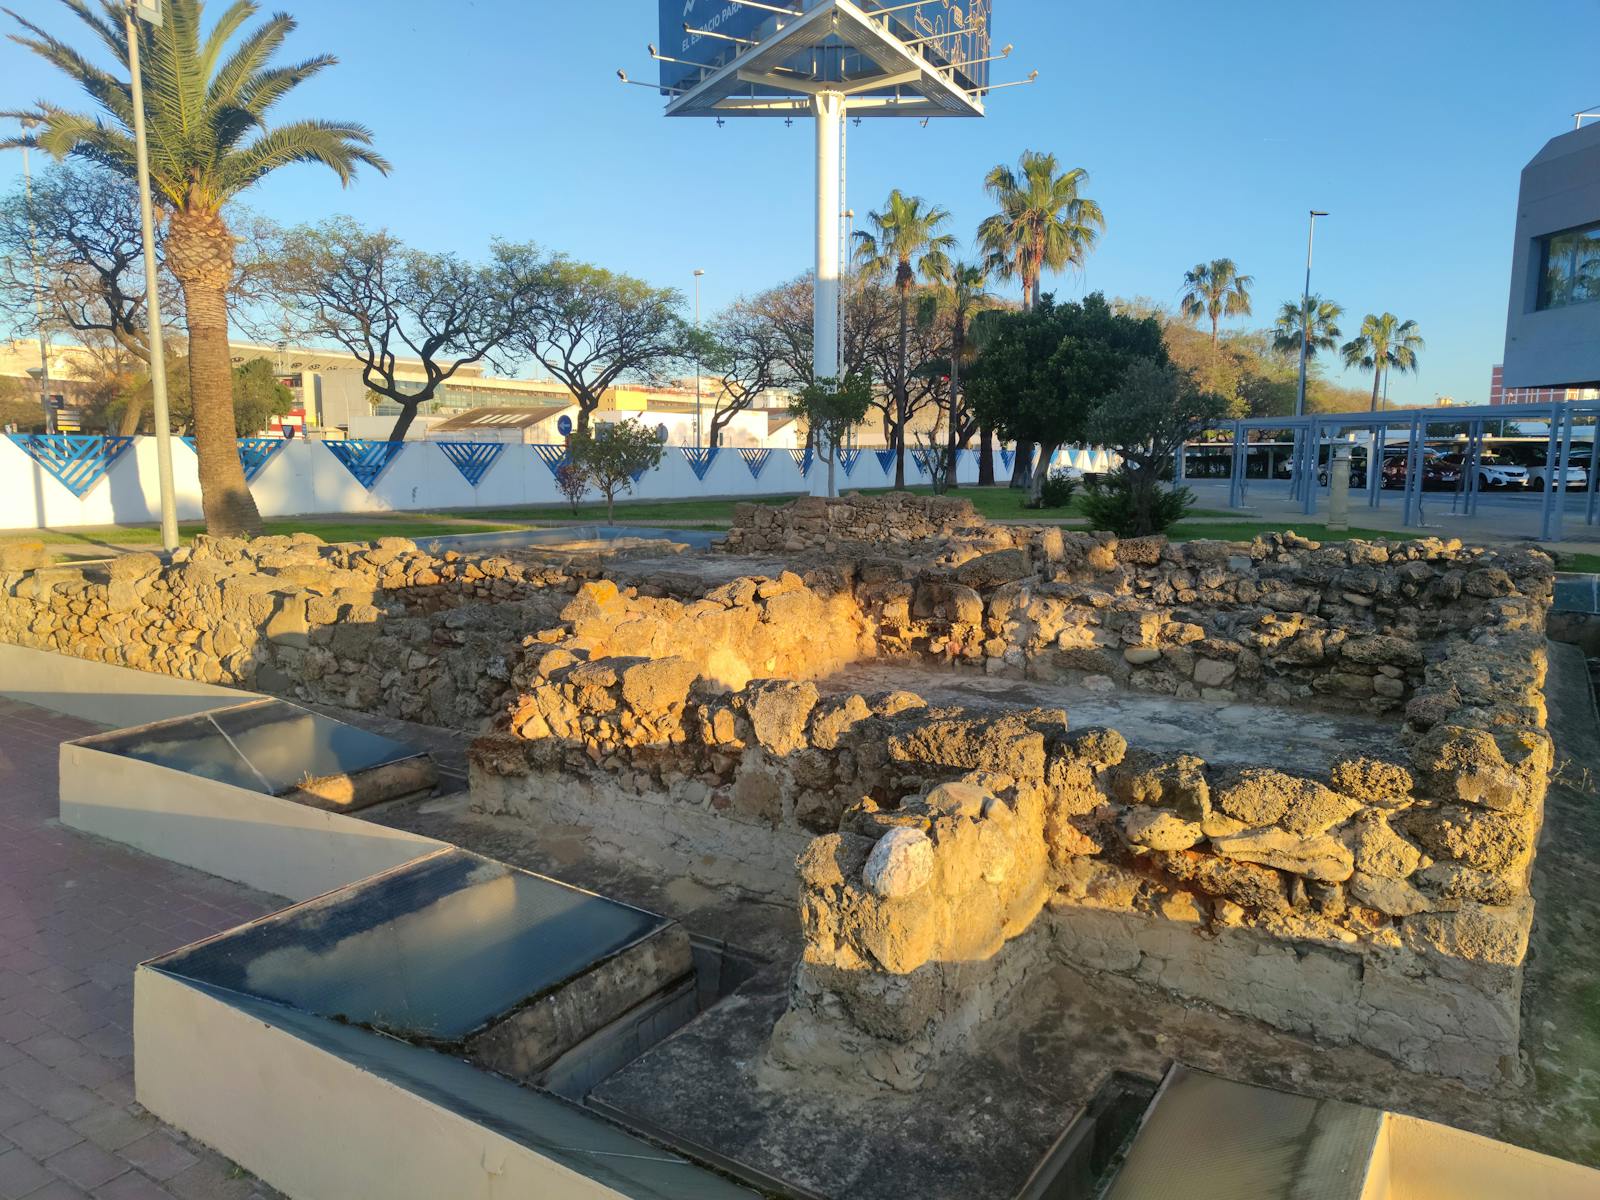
[[470, 500, 1554, 1087], [0, 534, 575, 729], [760, 543, 1553, 1089]]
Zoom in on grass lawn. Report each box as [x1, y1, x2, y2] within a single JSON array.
[[455, 486, 1232, 527], [1557, 553, 1600, 573], [1, 516, 520, 552]]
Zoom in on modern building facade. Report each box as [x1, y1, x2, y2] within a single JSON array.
[[1502, 120, 1600, 393]]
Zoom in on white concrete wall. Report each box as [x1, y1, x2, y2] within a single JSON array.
[[134, 969, 753, 1200], [59, 745, 444, 902], [0, 643, 253, 726], [0, 435, 1071, 529]]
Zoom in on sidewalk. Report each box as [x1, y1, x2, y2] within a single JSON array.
[[0, 699, 281, 1200]]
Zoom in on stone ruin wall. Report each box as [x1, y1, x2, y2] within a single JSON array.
[[471, 504, 1554, 1087], [0, 533, 581, 730], [0, 496, 1558, 1088]]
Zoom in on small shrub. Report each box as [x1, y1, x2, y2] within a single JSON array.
[[1080, 469, 1194, 536], [554, 461, 589, 514], [1029, 469, 1079, 509]]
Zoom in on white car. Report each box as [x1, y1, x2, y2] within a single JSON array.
[[1470, 457, 1529, 490], [1524, 462, 1589, 491]]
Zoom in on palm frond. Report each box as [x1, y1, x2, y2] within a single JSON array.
[[219, 118, 388, 192]]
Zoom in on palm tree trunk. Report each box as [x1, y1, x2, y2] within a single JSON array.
[[895, 281, 909, 490], [166, 207, 261, 537], [946, 323, 963, 488], [1370, 366, 1381, 413], [978, 424, 996, 486]]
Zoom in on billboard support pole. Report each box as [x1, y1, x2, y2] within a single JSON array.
[[812, 90, 842, 498]]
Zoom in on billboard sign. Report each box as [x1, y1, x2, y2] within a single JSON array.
[[659, 1, 993, 97], [658, 1, 773, 92]]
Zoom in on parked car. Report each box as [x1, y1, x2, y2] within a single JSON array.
[[1438, 451, 1528, 490], [1523, 460, 1589, 491], [1378, 451, 1462, 491]]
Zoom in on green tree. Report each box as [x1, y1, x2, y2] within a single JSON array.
[[1085, 358, 1229, 536], [121, 354, 291, 435], [976, 151, 1103, 312], [1271, 294, 1344, 360], [854, 190, 955, 488], [1180, 259, 1254, 348], [1341, 313, 1425, 411], [565, 418, 665, 524], [516, 259, 683, 435], [791, 372, 872, 499], [965, 293, 1165, 504], [7, 0, 387, 535]]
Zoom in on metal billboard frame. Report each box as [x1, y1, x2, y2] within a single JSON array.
[[629, 1, 1029, 496]]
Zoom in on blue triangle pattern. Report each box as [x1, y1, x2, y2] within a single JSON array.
[[531, 444, 571, 478], [435, 441, 504, 488], [787, 448, 813, 477], [324, 439, 405, 489], [681, 447, 719, 481], [999, 446, 1016, 472], [838, 448, 861, 477], [874, 449, 896, 474], [737, 448, 771, 479], [7, 434, 133, 498], [236, 437, 287, 483]]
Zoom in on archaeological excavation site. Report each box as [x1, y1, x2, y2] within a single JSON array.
[[4, 492, 1599, 1199]]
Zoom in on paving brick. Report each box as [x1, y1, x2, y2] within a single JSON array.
[[69, 1111, 154, 1156], [92, 1172, 176, 1200], [44, 1141, 128, 1191], [19, 1180, 91, 1199], [0, 1149, 51, 1200], [0, 703, 281, 1200], [113, 1138, 194, 1187], [2, 1115, 79, 1159]]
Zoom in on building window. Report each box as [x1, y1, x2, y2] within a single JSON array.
[[1537, 221, 1600, 310]]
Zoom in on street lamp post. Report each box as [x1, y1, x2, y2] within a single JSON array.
[[1294, 210, 1328, 420], [124, 0, 179, 552], [692, 268, 705, 448], [19, 118, 55, 435]]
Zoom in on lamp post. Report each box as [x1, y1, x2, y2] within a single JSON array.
[[692, 268, 705, 448], [18, 118, 55, 435], [1294, 210, 1328, 420], [124, 0, 179, 552]]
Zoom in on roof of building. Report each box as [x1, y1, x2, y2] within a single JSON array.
[[430, 405, 568, 431]]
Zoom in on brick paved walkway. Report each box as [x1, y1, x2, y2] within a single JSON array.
[[0, 698, 282, 1200]]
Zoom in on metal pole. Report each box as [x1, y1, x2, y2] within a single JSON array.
[[1294, 210, 1325, 419], [125, 2, 179, 552], [19, 129, 56, 435], [693, 268, 704, 449], [811, 91, 842, 498]]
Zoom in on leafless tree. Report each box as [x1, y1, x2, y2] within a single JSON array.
[[273, 218, 545, 441]]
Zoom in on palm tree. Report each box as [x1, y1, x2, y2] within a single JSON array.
[[855, 190, 955, 488], [7, 0, 388, 535], [976, 151, 1103, 312], [932, 259, 989, 486], [1180, 259, 1254, 347], [1272, 294, 1344, 360], [1342, 313, 1425, 412]]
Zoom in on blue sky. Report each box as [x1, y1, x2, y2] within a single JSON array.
[[2, 0, 1594, 406]]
